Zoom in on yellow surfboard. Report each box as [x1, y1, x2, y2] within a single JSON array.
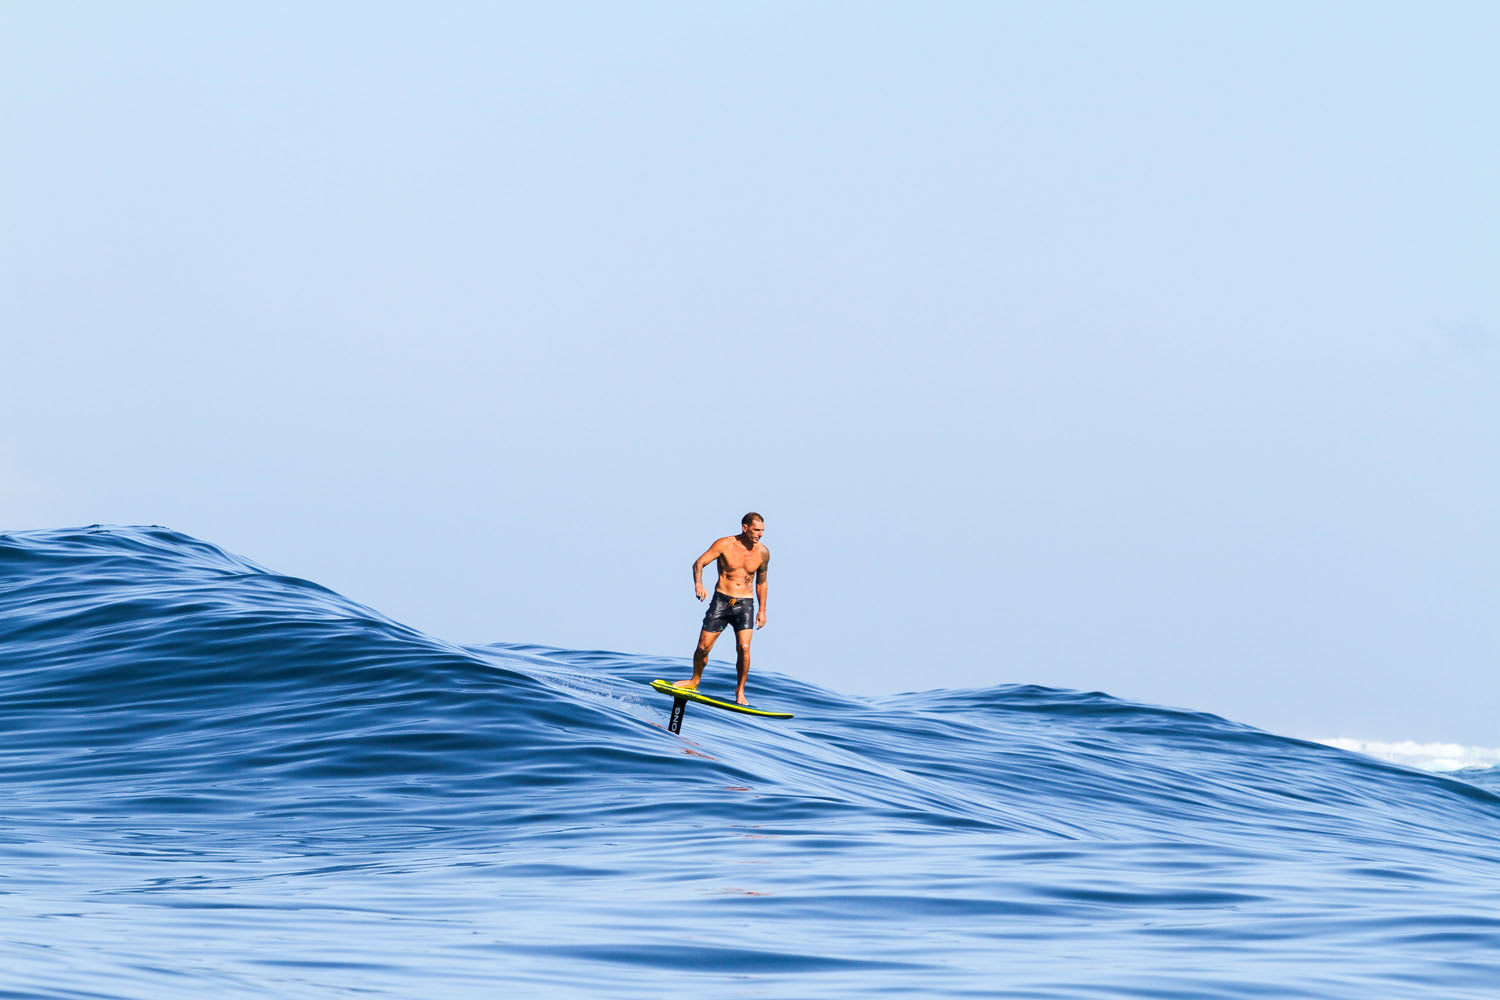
[[651, 680, 793, 733]]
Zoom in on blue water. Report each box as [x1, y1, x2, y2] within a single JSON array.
[[4, 526, 1500, 999]]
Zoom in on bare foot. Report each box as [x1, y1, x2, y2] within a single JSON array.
[[674, 678, 699, 691], [735, 692, 749, 706]]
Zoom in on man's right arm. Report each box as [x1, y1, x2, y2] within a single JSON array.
[[691, 539, 723, 601]]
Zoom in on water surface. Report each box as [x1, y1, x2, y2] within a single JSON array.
[[3, 526, 1498, 998]]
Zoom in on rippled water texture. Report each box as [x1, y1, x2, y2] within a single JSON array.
[[3, 526, 1499, 998]]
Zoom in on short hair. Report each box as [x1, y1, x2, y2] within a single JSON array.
[[741, 511, 764, 527]]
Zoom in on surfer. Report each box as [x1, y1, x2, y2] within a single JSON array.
[[675, 512, 768, 706]]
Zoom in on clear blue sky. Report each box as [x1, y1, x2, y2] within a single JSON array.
[[3, 3, 1496, 745]]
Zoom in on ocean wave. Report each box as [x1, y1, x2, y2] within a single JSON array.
[[4, 525, 1500, 999]]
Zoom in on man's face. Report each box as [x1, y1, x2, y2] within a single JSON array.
[[742, 520, 764, 543]]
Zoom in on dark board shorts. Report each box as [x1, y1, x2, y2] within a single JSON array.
[[701, 591, 756, 634]]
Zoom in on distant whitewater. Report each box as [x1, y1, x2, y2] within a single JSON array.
[[3, 526, 1499, 999], [1316, 737, 1500, 775]]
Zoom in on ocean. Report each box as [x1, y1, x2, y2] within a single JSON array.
[[3, 525, 1498, 999]]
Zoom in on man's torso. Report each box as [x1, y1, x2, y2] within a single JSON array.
[[714, 537, 766, 599]]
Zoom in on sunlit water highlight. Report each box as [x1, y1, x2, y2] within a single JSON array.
[[3, 526, 1499, 998]]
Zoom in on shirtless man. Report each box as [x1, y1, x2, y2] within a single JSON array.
[[675, 512, 768, 705]]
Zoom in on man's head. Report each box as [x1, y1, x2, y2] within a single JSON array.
[[741, 512, 764, 543]]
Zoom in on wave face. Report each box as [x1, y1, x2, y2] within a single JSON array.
[[3, 526, 1500, 999]]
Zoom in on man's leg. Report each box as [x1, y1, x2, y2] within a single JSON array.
[[676, 629, 720, 690], [733, 629, 752, 705]]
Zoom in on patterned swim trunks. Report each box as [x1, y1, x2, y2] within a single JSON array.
[[701, 591, 756, 634]]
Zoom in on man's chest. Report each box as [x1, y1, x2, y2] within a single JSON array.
[[718, 546, 764, 575]]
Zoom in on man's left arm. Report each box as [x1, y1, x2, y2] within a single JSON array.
[[755, 551, 769, 628]]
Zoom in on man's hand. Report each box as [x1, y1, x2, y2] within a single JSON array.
[[756, 609, 767, 629], [695, 581, 707, 601]]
